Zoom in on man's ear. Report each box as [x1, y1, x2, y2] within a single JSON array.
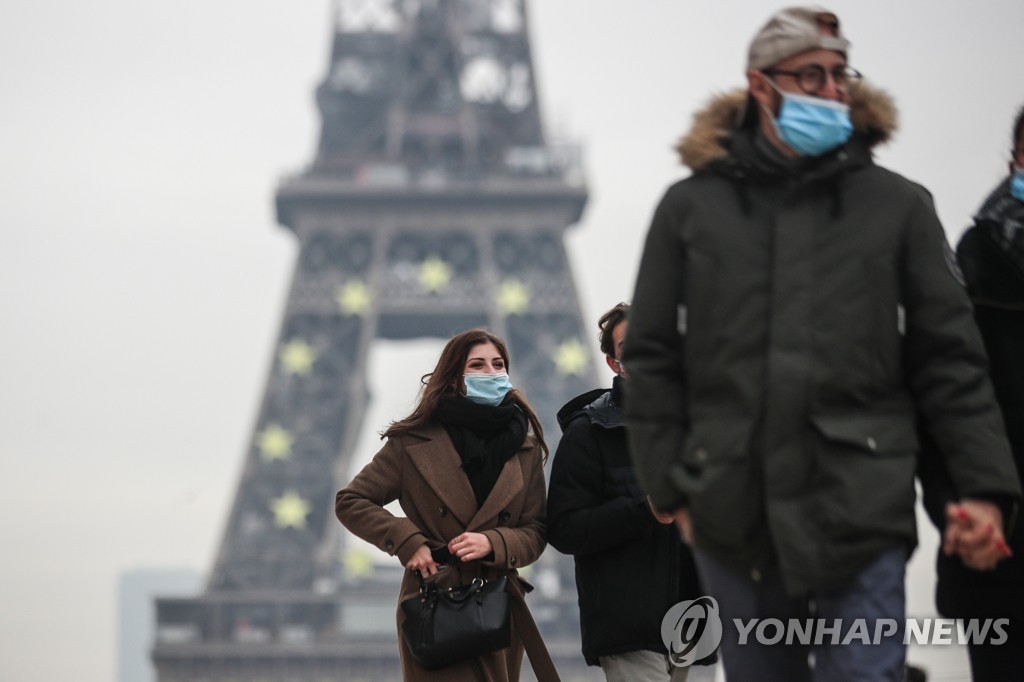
[[747, 70, 774, 112], [604, 355, 619, 374]]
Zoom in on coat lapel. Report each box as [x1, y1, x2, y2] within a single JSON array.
[[468, 442, 526, 530], [405, 426, 477, 526]]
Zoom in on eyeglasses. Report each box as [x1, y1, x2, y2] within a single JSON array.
[[763, 65, 863, 95]]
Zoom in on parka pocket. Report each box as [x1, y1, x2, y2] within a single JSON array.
[[810, 413, 918, 540], [673, 418, 759, 546], [811, 414, 917, 454]]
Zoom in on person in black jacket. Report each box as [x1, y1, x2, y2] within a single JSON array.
[[547, 303, 714, 682], [921, 103, 1024, 682]]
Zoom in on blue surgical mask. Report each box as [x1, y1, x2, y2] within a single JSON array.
[[464, 373, 513, 406], [768, 90, 853, 157], [1011, 166, 1024, 202]]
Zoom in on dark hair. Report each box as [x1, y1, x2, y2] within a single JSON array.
[[383, 328, 548, 457], [597, 302, 630, 357], [1013, 103, 1024, 158]]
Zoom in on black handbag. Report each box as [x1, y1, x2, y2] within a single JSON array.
[[400, 573, 511, 670]]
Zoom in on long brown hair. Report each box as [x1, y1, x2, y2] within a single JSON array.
[[383, 329, 548, 458]]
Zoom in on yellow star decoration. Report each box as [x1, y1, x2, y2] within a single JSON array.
[[553, 339, 589, 377], [279, 339, 316, 376], [270, 491, 311, 529], [496, 279, 530, 315], [342, 547, 375, 578], [418, 256, 453, 293], [256, 424, 293, 462], [335, 280, 372, 316]]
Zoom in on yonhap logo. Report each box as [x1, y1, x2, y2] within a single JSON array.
[[661, 596, 723, 667]]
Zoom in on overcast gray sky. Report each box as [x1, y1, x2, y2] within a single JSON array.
[[2, 1, 1023, 680]]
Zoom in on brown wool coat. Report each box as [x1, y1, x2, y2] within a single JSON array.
[[336, 422, 548, 682]]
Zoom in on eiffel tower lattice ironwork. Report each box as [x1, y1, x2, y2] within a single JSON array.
[[153, 1, 598, 679]]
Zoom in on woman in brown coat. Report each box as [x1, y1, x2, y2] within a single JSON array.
[[336, 328, 552, 681]]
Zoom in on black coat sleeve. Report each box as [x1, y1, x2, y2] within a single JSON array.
[[622, 188, 692, 512], [546, 417, 653, 556], [902, 189, 1021, 503], [916, 420, 957, 531]]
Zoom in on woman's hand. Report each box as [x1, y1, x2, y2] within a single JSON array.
[[448, 532, 493, 562], [405, 544, 441, 576]]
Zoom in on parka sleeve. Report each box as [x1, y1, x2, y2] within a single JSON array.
[[481, 444, 547, 571], [335, 437, 428, 566], [547, 418, 654, 555], [901, 188, 1021, 503], [623, 187, 692, 512]]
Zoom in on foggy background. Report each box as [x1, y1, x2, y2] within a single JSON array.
[[2, 1, 1023, 680]]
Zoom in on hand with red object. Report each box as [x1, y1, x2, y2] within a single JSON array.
[[943, 499, 1013, 570]]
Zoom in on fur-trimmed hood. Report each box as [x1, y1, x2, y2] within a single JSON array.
[[676, 81, 899, 173]]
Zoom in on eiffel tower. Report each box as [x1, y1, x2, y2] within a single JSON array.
[[152, 1, 597, 679]]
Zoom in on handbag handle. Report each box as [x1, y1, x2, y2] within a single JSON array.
[[443, 577, 486, 604], [415, 571, 488, 603]]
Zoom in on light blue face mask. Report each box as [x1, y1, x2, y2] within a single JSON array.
[[464, 372, 513, 406], [1011, 166, 1024, 202], [769, 90, 853, 157]]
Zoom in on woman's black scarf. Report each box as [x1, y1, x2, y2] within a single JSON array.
[[434, 393, 527, 507]]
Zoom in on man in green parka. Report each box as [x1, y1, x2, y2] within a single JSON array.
[[623, 6, 1021, 681]]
